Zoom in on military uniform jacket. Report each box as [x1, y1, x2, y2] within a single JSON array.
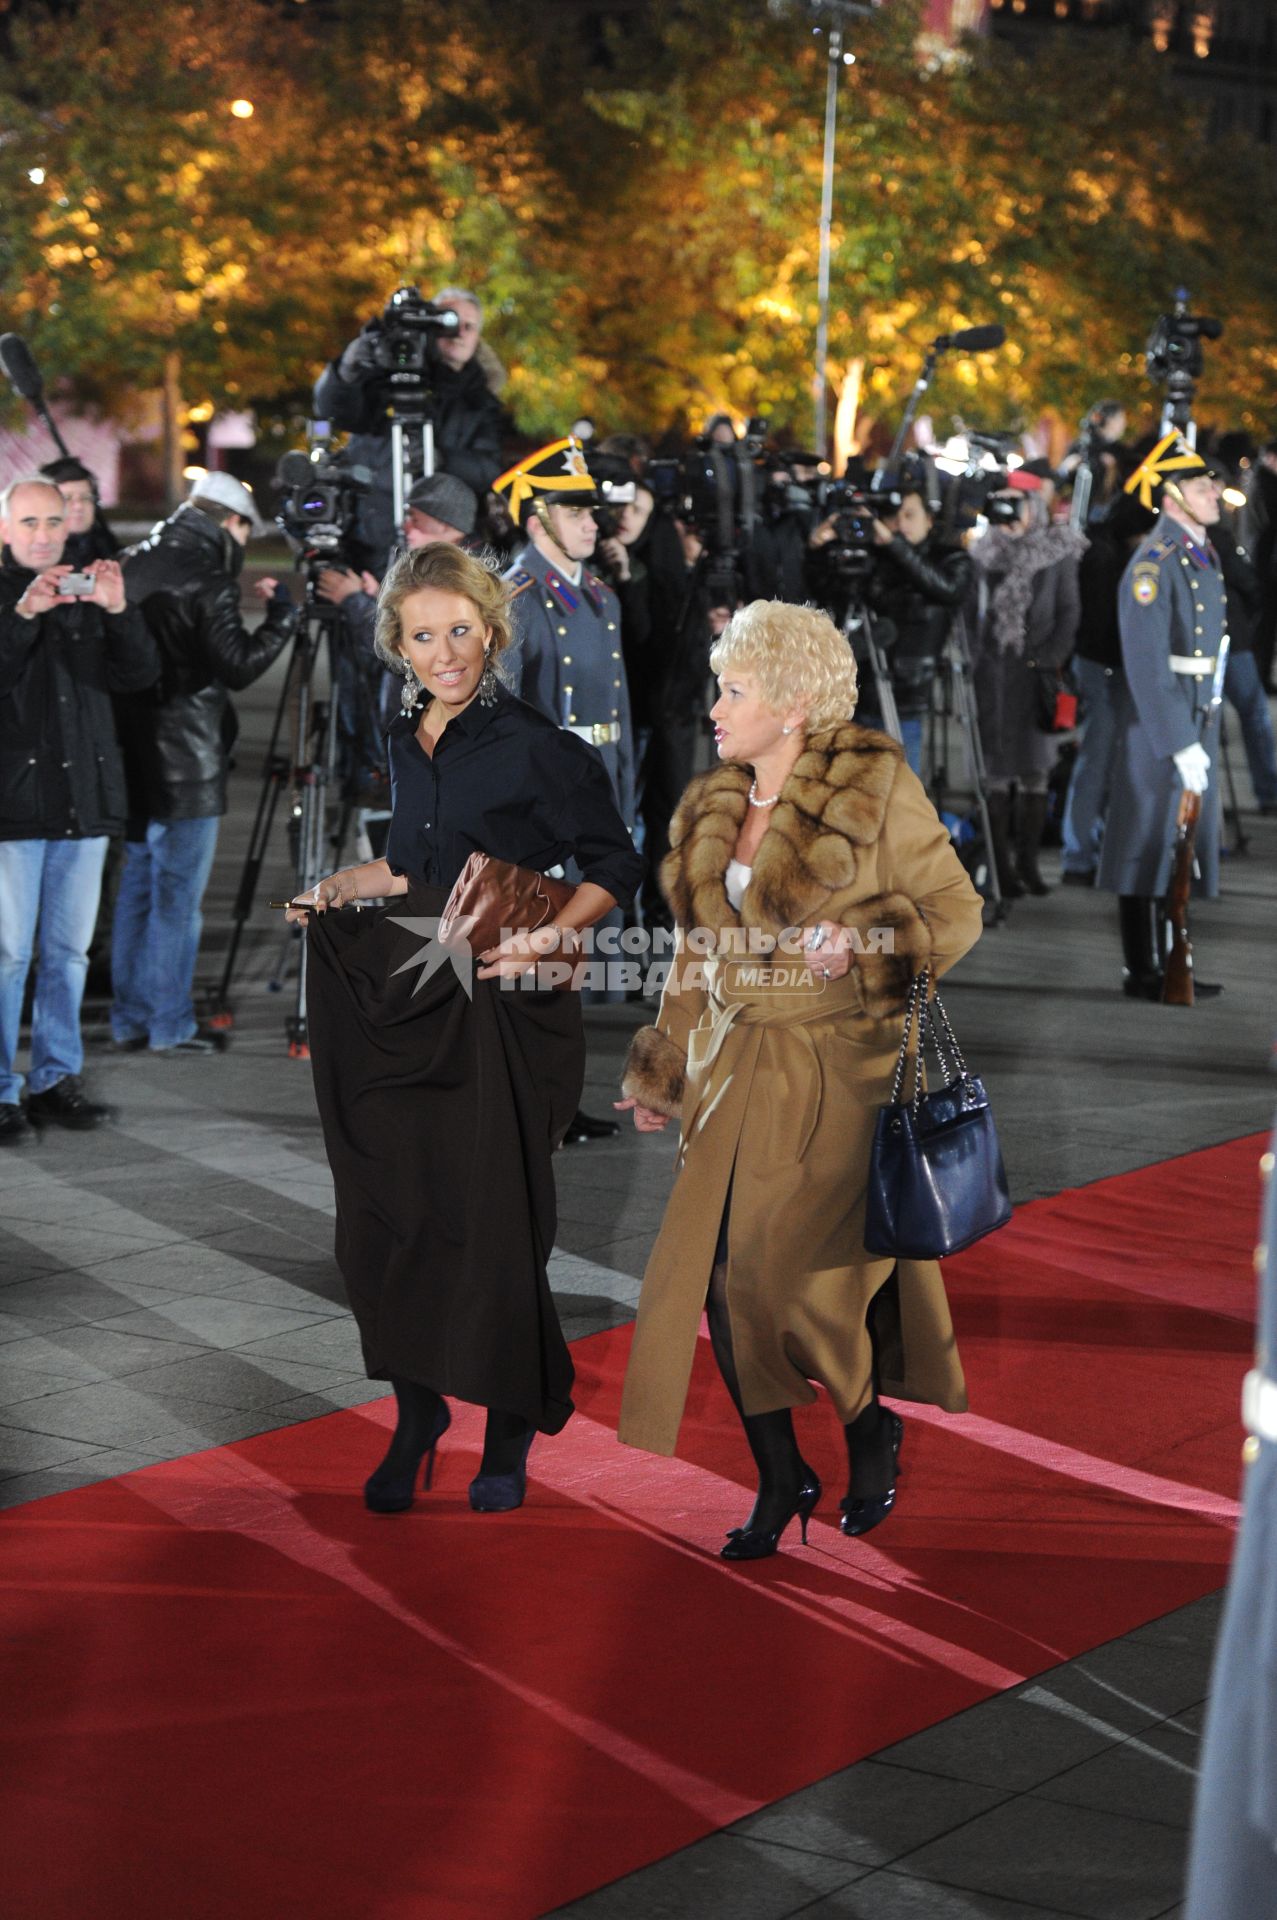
[[505, 541, 636, 827], [1096, 513, 1226, 899]]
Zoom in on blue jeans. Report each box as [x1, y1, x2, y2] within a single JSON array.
[[1061, 658, 1122, 875], [1224, 649, 1277, 809], [0, 836, 109, 1105], [899, 715, 924, 778], [110, 816, 221, 1049]]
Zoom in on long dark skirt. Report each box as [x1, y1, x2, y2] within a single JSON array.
[[304, 883, 584, 1433]]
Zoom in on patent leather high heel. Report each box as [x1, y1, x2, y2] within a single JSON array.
[[364, 1401, 452, 1514], [468, 1428, 536, 1513], [720, 1470, 821, 1561], [840, 1409, 903, 1538]]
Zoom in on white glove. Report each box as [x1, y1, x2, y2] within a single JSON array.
[[1173, 743, 1211, 795]]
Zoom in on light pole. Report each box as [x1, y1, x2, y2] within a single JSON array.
[[807, 1, 878, 459]]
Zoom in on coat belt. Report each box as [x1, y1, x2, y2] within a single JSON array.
[[681, 960, 868, 1166], [1169, 655, 1216, 675]]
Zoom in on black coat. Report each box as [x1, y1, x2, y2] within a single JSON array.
[[869, 534, 973, 714], [313, 348, 507, 567], [0, 558, 159, 841], [117, 505, 297, 821]]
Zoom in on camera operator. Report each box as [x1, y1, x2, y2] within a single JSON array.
[[866, 483, 972, 776], [315, 472, 481, 817], [638, 512, 738, 930], [593, 473, 661, 737], [1060, 401, 1131, 521], [111, 473, 297, 1056], [0, 477, 158, 1141], [40, 456, 119, 566], [747, 452, 818, 605], [313, 286, 507, 568]]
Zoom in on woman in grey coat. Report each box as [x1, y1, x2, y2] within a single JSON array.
[[970, 491, 1086, 896]]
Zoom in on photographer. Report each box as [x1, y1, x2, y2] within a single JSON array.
[[867, 484, 972, 775], [313, 286, 507, 567], [111, 473, 297, 1056], [969, 481, 1085, 898], [747, 453, 817, 605], [0, 477, 158, 1141]]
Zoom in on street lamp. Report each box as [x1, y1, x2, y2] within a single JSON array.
[[230, 99, 255, 119], [810, 2, 879, 459]]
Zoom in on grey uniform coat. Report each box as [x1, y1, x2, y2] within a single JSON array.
[[1096, 513, 1226, 898], [1184, 1124, 1277, 1919], [505, 541, 636, 829]]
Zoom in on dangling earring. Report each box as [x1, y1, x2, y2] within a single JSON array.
[[400, 662, 425, 715], [477, 646, 500, 708]]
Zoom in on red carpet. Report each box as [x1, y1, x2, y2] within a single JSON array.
[[0, 1134, 1262, 1919]]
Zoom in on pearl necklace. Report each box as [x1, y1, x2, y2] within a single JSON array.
[[748, 781, 780, 809]]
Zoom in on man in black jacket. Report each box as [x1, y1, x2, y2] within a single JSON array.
[[0, 477, 158, 1142], [111, 473, 296, 1055], [313, 285, 507, 569], [866, 486, 973, 775]]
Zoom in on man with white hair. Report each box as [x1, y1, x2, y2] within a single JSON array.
[[0, 476, 157, 1141], [110, 472, 297, 1055]]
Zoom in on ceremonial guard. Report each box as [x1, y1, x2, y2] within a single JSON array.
[[1096, 435, 1228, 999], [1184, 1126, 1277, 1920], [494, 437, 636, 830], [495, 436, 638, 1139]]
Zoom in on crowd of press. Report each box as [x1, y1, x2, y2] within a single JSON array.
[[2, 281, 1276, 1145]]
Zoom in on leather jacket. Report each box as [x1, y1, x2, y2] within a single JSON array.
[[0, 556, 158, 840], [869, 534, 973, 714], [116, 504, 297, 821]]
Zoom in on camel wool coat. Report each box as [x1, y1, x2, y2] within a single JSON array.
[[618, 723, 986, 1457]]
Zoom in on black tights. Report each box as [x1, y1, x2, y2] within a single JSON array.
[[478, 1407, 534, 1477], [706, 1210, 898, 1513], [706, 1252, 811, 1535], [379, 1376, 447, 1475]]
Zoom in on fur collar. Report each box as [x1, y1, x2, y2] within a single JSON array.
[[661, 722, 903, 936]]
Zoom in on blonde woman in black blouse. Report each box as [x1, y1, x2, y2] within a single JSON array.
[[288, 543, 640, 1516]]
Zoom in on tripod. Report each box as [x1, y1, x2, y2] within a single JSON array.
[[389, 409, 436, 540], [211, 584, 348, 1055], [842, 591, 902, 745], [928, 609, 1006, 923]]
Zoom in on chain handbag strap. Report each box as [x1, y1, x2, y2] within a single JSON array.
[[888, 968, 970, 1118]]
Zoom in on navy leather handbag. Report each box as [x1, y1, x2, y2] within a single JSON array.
[[864, 970, 1012, 1260]]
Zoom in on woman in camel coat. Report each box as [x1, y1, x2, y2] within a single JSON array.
[[617, 599, 984, 1559]]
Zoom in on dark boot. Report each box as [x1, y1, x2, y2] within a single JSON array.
[[1015, 791, 1052, 896], [1119, 895, 1162, 1001], [984, 791, 1024, 900], [706, 1264, 820, 1558]]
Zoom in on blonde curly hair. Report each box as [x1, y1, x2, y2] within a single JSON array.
[[374, 542, 514, 674], [709, 599, 858, 734]]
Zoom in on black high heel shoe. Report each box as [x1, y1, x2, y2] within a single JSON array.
[[840, 1409, 903, 1537], [468, 1429, 535, 1513], [364, 1401, 452, 1514], [720, 1470, 822, 1561]]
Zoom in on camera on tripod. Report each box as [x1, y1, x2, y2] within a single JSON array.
[[273, 447, 372, 571], [1145, 289, 1223, 425], [371, 285, 461, 381]]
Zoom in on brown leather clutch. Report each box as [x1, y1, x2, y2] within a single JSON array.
[[438, 852, 576, 978]]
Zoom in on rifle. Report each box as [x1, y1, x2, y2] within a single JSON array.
[[1162, 634, 1229, 1007]]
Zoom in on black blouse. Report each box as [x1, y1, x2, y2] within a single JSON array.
[[384, 681, 642, 904]]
